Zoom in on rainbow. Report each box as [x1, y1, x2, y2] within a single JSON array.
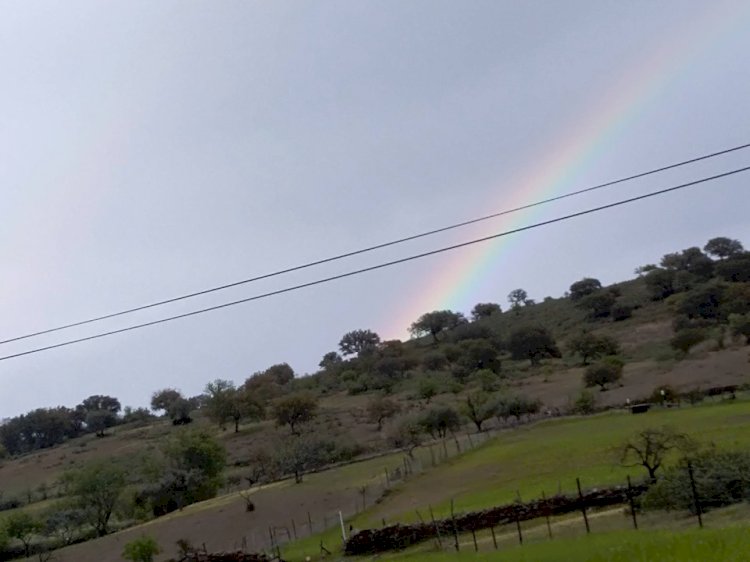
[[385, 1, 748, 339]]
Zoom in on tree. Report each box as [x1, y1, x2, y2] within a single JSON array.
[[367, 395, 400, 430], [507, 288, 528, 311], [226, 389, 264, 433], [577, 290, 617, 319], [163, 429, 227, 503], [677, 282, 727, 321], [620, 427, 694, 482], [715, 252, 750, 283], [409, 310, 467, 343], [422, 351, 447, 371], [471, 302, 502, 320], [462, 392, 496, 432], [418, 378, 438, 402], [63, 460, 127, 536], [419, 406, 461, 439], [567, 332, 620, 365], [272, 435, 337, 483], [272, 393, 318, 435], [569, 277, 602, 301], [704, 237, 744, 260], [644, 268, 677, 300], [150, 388, 183, 415], [583, 358, 624, 391], [387, 416, 424, 458], [123, 536, 162, 562], [204, 379, 237, 430], [319, 351, 343, 370], [264, 363, 295, 385], [662, 246, 714, 274], [339, 329, 381, 356], [3, 511, 42, 557], [80, 395, 121, 416], [634, 264, 658, 277], [457, 339, 501, 373], [85, 409, 117, 437], [508, 326, 561, 365]]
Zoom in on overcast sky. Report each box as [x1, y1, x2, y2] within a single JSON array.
[[2, 1, 749, 417]]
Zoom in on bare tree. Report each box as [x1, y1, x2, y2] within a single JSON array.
[[620, 427, 694, 482]]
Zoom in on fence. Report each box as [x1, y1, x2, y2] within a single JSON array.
[[343, 461, 718, 556], [221, 429, 500, 556]]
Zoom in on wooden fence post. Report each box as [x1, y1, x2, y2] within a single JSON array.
[[576, 478, 590, 534], [627, 475, 638, 530], [429, 505, 443, 549], [541, 490, 552, 538], [307, 511, 313, 535], [687, 461, 704, 528], [450, 498, 460, 551], [490, 526, 498, 549]]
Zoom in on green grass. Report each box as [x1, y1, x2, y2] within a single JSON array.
[[392, 526, 750, 562], [278, 398, 750, 561], [358, 398, 750, 523]]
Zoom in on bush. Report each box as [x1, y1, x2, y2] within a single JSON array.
[[650, 385, 678, 404], [123, 536, 161, 562], [611, 304, 634, 321], [419, 406, 461, 439], [583, 357, 624, 391], [570, 390, 596, 415], [642, 448, 750, 513], [670, 328, 707, 355]]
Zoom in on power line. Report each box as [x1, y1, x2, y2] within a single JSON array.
[[2, 142, 749, 347], [1, 165, 747, 363]]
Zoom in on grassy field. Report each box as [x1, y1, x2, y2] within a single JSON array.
[[278, 397, 750, 561]]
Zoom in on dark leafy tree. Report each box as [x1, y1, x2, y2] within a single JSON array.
[[567, 332, 621, 365], [272, 393, 318, 435], [569, 277, 602, 301], [578, 290, 617, 319], [204, 379, 236, 430], [508, 326, 561, 365], [704, 237, 744, 260], [378, 340, 405, 357], [721, 283, 750, 317], [583, 357, 624, 391], [634, 264, 658, 276], [644, 268, 677, 300], [86, 409, 117, 437], [319, 351, 342, 370], [419, 406, 461, 439], [507, 288, 528, 311], [457, 338, 501, 373], [471, 302, 502, 320], [677, 282, 727, 321], [409, 310, 467, 343], [264, 363, 295, 386], [150, 389, 183, 415], [660, 247, 714, 280], [80, 395, 121, 416], [339, 329, 381, 356], [620, 427, 694, 482], [715, 252, 750, 282]]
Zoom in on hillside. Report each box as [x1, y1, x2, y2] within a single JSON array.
[[1, 237, 750, 560]]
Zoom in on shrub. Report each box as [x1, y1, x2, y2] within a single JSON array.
[[642, 448, 750, 513], [583, 357, 624, 391], [123, 536, 161, 562], [650, 385, 678, 404], [421, 351, 447, 371], [419, 406, 461, 438], [611, 303, 634, 321], [571, 390, 596, 415], [670, 328, 707, 355]]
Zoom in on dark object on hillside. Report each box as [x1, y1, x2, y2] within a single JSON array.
[[344, 483, 648, 555], [630, 404, 651, 414], [172, 416, 193, 426], [705, 385, 738, 399]]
